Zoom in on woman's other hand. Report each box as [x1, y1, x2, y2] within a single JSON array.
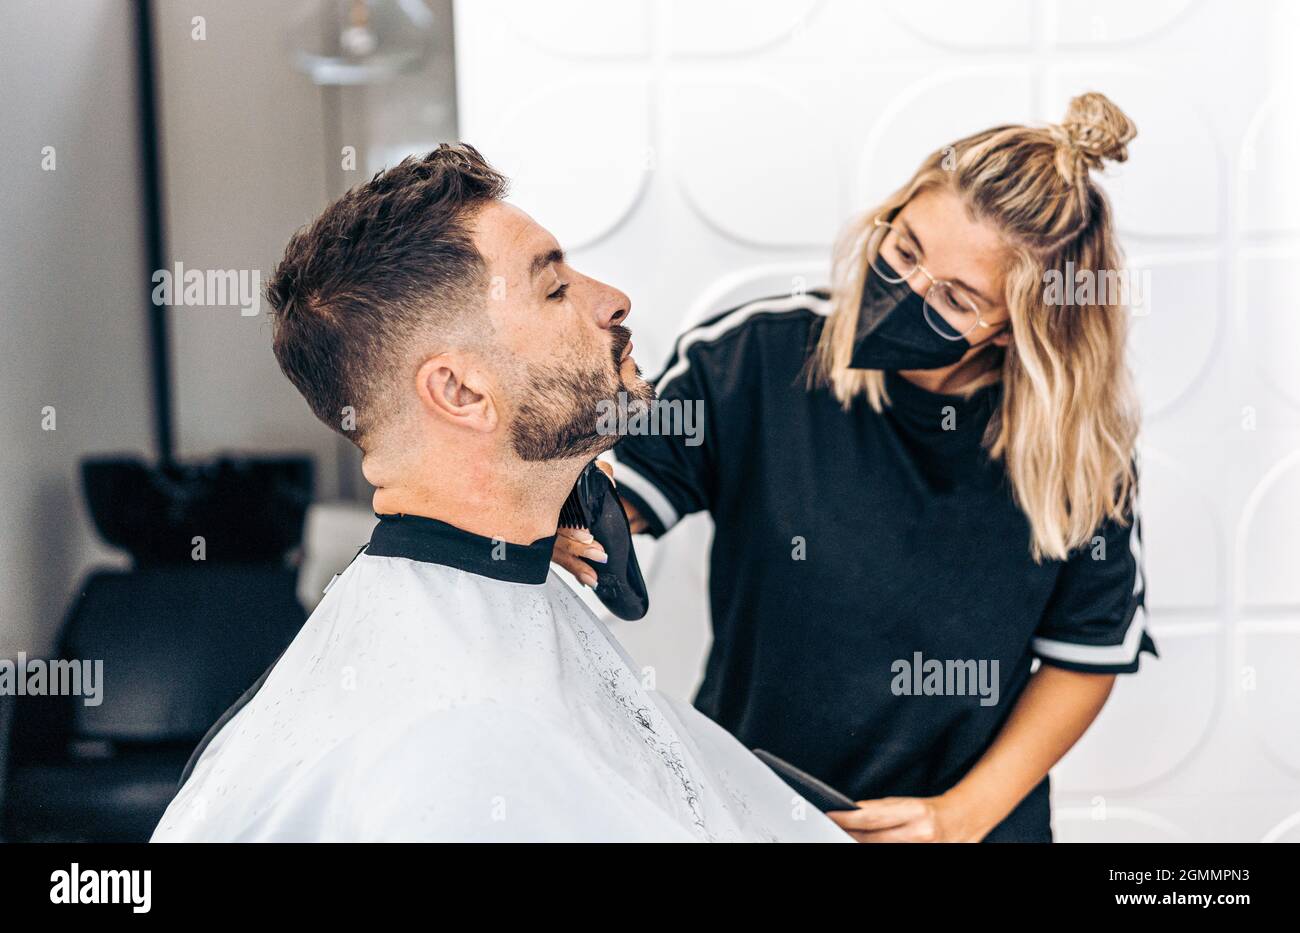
[[826, 794, 984, 843]]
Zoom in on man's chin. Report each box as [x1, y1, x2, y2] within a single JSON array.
[[508, 366, 656, 463], [618, 371, 656, 406], [551, 387, 654, 462], [510, 412, 620, 463]]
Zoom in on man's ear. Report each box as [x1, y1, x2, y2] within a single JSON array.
[[415, 354, 498, 433]]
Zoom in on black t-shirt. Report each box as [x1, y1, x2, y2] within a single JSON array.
[[611, 293, 1156, 842]]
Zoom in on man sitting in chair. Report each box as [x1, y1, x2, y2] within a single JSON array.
[[151, 144, 846, 842]]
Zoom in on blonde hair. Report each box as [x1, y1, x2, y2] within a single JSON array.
[[813, 92, 1140, 561]]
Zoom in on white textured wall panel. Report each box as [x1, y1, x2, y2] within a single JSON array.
[[454, 0, 1300, 841]]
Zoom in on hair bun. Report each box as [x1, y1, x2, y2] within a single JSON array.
[[1056, 92, 1137, 173]]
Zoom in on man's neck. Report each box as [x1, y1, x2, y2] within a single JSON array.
[[371, 453, 585, 545]]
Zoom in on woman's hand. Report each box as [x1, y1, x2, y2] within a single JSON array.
[[828, 667, 1116, 843], [554, 461, 646, 587], [554, 525, 608, 588], [826, 793, 984, 843]]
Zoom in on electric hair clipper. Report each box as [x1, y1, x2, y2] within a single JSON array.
[[558, 460, 649, 621]]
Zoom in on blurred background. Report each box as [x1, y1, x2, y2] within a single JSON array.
[[1, 0, 1297, 842]]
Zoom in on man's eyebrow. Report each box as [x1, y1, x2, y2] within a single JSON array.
[[529, 248, 565, 280], [898, 219, 994, 308]]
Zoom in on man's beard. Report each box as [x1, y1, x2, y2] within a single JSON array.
[[509, 325, 656, 462]]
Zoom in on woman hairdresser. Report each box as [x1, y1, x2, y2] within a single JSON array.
[[556, 93, 1156, 842]]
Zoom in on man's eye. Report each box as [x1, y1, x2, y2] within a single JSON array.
[[547, 283, 569, 302]]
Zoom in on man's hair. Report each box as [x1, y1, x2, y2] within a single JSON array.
[[268, 143, 508, 449]]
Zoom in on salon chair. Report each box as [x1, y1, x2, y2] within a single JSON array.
[[0, 456, 313, 841]]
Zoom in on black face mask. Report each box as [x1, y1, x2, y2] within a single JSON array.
[[848, 256, 970, 371]]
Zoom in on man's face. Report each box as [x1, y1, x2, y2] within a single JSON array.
[[471, 201, 655, 462]]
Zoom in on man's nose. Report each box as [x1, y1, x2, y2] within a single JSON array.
[[595, 281, 631, 328]]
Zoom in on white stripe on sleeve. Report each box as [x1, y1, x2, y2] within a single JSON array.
[[606, 451, 681, 532], [1031, 603, 1149, 667], [655, 294, 831, 397]]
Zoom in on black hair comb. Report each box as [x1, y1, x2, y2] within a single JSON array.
[[558, 461, 649, 621]]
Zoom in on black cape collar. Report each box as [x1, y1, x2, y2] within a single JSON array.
[[367, 513, 555, 585]]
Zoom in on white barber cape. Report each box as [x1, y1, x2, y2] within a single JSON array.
[[152, 513, 848, 842]]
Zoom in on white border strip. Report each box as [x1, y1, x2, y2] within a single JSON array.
[[656, 293, 831, 397]]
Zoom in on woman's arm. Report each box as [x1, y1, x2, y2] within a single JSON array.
[[618, 493, 648, 533], [828, 665, 1115, 842], [941, 665, 1115, 839]]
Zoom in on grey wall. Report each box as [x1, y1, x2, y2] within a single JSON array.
[[152, 0, 338, 490], [152, 0, 460, 501], [0, 0, 152, 657], [0, 0, 460, 657]]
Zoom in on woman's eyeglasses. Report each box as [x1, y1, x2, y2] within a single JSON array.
[[867, 215, 994, 341]]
